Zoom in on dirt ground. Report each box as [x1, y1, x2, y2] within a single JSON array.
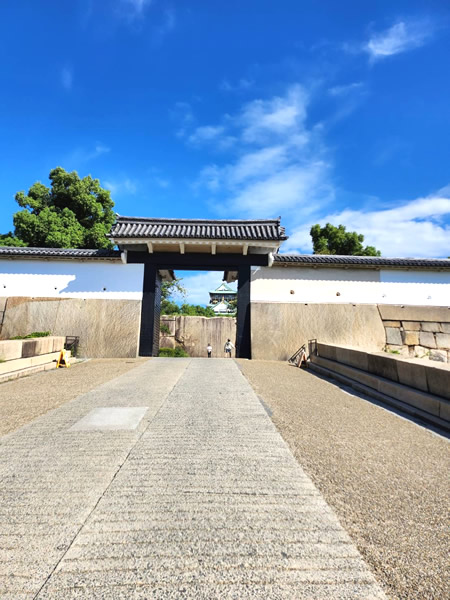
[[0, 358, 149, 436], [238, 359, 450, 600]]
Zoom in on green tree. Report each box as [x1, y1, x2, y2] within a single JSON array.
[[10, 167, 115, 249], [0, 232, 27, 247], [310, 223, 381, 256]]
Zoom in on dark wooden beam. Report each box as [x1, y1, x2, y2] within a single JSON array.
[[236, 265, 251, 359], [139, 264, 158, 357], [126, 251, 269, 269]]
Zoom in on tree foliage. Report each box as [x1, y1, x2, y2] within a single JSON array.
[[310, 223, 381, 256], [0, 232, 27, 247], [10, 167, 115, 249], [160, 277, 216, 317]]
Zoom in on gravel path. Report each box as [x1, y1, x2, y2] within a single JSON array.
[[238, 359, 450, 600], [0, 358, 149, 436]]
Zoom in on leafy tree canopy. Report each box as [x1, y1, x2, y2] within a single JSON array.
[[310, 223, 381, 256], [10, 167, 115, 249], [161, 277, 216, 317], [0, 232, 27, 247]]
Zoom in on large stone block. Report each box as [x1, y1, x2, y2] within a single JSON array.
[[440, 400, 450, 422], [419, 331, 436, 348], [441, 323, 450, 334], [1, 297, 141, 358], [425, 365, 450, 400], [378, 305, 450, 323], [52, 336, 65, 352], [402, 321, 420, 331], [251, 302, 385, 361], [0, 339, 23, 361], [401, 330, 419, 346], [21, 339, 39, 358], [421, 322, 441, 332], [435, 333, 450, 349], [429, 350, 447, 363], [385, 327, 402, 345], [172, 315, 236, 358], [396, 360, 428, 392], [414, 345, 430, 358], [335, 346, 369, 371], [383, 320, 401, 327], [367, 353, 399, 382], [317, 343, 337, 361], [385, 344, 410, 356], [376, 379, 440, 416]]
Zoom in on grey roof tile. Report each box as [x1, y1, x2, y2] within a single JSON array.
[[0, 247, 121, 260], [109, 217, 287, 241], [274, 254, 450, 269]]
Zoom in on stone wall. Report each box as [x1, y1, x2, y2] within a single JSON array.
[[0, 297, 141, 358], [379, 305, 450, 363], [251, 302, 386, 361], [160, 315, 236, 358]]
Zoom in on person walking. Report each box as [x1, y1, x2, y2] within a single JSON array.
[[206, 343, 212, 358], [224, 339, 235, 358]]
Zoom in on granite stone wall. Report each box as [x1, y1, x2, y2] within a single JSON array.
[[160, 315, 236, 358], [0, 297, 141, 358], [251, 302, 386, 361], [379, 305, 450, 363]]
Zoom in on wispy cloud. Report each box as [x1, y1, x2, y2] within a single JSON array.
[[104, 177, 138, 195], [65, 143, 110, 166], [155, 7, 175, 41], [61, 67, 73, 91], [220, 78, 254, 93], [120, 0, 152, 20], [365, 19, 435, 60], [193, 84, 333, 218], [285, 188, 450, 258], [328, 82, 364, 97]]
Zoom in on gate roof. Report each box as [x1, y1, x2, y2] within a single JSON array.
[[109, 216, 287, 242]]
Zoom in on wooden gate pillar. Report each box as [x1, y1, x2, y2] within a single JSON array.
[[139, 264, 161, 356], [236, 265, 251, 359]]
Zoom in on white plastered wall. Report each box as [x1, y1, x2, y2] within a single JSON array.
[[251, 266, 450, 306], [0, 259, 144, 299]]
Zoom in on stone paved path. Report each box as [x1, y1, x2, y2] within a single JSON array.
[[0, 359, 386, 599]]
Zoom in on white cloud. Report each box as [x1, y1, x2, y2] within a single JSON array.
[[286, 189, 450, 258], [365, 19, 434, 60], [64, 143, 110, 166], [61, 67, 73, 91], [328, 82, 363, 96], [120, 0, 151, 19], [188, 125, 226, 145], [193, 84, 333, 219], [104, 177, 138, 195], [239, 85, 308, 144], [220, 78, 254, 92], [156, 8, 175, 39]]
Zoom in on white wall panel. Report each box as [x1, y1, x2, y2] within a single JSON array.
[[251, 266, 450, 306], [0, 260, 144, 299]]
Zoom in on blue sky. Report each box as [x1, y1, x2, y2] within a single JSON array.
[[0, 1, 449, 301]]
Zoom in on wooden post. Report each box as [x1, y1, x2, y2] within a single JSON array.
[[139, 264, 158, 357], [236, 265, 251, 359]]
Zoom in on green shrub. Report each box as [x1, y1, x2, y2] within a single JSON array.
[[158, 346, 189, 357], [11, 331, 51, 340], [160, 323, 171, 335]]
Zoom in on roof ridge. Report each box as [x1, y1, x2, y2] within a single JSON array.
[[116, 216, 282, 224]]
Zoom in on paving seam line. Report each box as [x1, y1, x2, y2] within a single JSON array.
[[32, 358, 191, 600]]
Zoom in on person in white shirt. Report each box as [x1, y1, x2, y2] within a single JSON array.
[[224, 339, 235, 358], [206, 343, 212, 358]]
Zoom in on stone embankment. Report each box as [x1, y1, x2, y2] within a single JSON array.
[[380, 304, 450, 362]]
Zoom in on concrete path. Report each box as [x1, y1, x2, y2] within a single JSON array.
[[0, 359, 386, 599]]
